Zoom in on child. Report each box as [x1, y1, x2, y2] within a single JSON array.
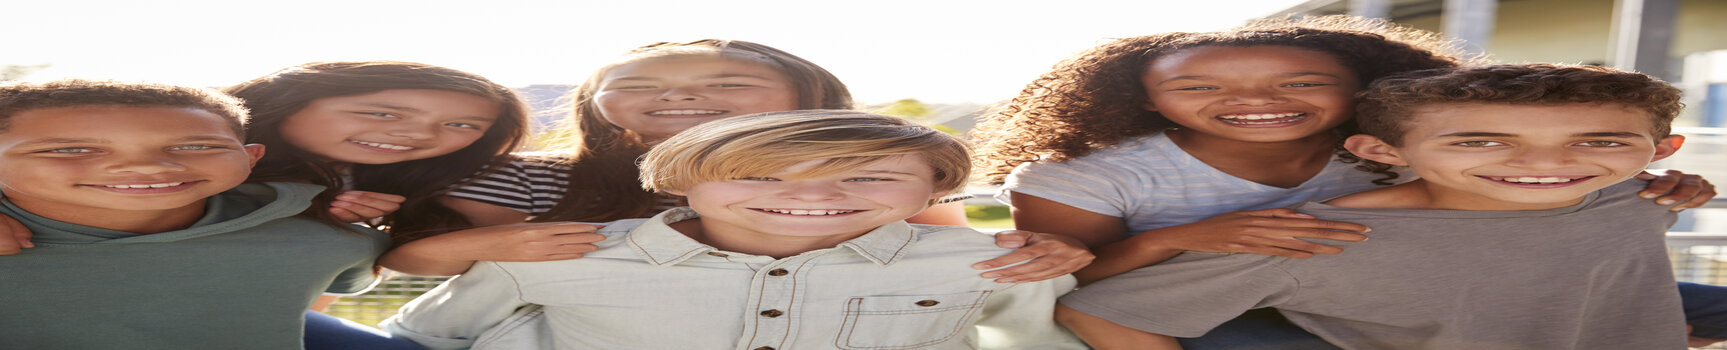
[[382, 39, 1091, 283], [224, 61, 596, 349], [971, 16, 1719, 346], [1055, 64, 1690, 349], [380, 110, 1085, 350], [0, 80, 389, 348]]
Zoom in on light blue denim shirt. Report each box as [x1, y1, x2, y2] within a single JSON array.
[[381, 207, 1083, 350]]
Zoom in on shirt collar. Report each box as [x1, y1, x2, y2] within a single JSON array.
[[625, 207, 919, 266]]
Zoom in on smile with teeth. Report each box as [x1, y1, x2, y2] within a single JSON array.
[[100, 182, 185, 189], [1484, 176, 1591, 184], [648, 109, 726, 116], [758, 208, 859, 216], [351, 140, 415, 150], [1217, 112, 1305, 125]]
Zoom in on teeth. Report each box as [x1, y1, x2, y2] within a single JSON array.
[[762, 209, 856, 216], [1498, 176, 1580, 184], [1219, 112, 1303, 120], [104, 182, 184, 189], [353, 140, 414, 150], [649, 110, 725, 116]]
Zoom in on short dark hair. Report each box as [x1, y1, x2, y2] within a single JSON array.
[[1357, 64, 1683, 147], [0, 80, 247, 136]]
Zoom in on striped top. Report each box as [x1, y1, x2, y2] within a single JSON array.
[[998, 132, 1409, 233]]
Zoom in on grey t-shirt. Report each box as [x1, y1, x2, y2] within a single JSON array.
[[1060, 180, 1686, 349]]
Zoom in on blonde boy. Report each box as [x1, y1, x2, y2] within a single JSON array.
[[1057, 64, 1690, 349], [383, 110, 1083, 349]]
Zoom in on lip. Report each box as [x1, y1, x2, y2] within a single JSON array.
[[752, 208, 864, 216], [348, 139, 420, 153], [1478, 175, 1597, 188], [645, 108, 730, 118], [83, 180, 204, 194], [1212, 111, 1310, 127]]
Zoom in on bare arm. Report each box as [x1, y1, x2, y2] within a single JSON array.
[[1055, 304, 1183, 350], [1011, 192, 1370, 284], [905, 201, 969, 225], [379, 222, 605, 276], [440, 197, 531, 227]]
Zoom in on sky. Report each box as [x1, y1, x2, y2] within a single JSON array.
[[4, 0, 1308, 105]]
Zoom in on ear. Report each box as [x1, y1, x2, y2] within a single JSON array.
[[1142, 100, 1159, 112], [1649, 135, 1684, 162], [662, 188, 687, 196], [243, 144, 266, 168], [1342, 134, 1409, 166]]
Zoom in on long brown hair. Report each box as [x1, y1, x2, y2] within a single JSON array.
[[532, 39, 853, 223], [225, 61, 531, 242]]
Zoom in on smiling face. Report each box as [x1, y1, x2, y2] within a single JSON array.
[[592, 55, 801, 142], [1346, 103, 1681, 210], [0, 106, 264, 226], [1141, 45, 1361, 144], [669, 154, 945, 255], [276, 89, 500, 166]]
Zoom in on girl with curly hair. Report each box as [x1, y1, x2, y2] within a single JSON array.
[[971, 16, 1717, 348]]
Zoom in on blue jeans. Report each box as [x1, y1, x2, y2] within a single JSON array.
[[303, 311, 425, 350], [1179, 282, 1727, 348]]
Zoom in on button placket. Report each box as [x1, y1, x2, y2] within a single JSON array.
[[742, 257, 807, 350]]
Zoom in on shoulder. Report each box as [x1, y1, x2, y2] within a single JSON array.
[[903, 225, 1015, 259]]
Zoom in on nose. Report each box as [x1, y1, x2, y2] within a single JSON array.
[[107, 152, 187, 175], [385, 121, 439, 140], [1223, 87, 1285, 106], [777, 180, 844, 201], [656, 86, 703, 102], [1507, 145, 1578, 168]]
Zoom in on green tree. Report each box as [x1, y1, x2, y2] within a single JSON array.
[[1, 64, 50, 81], [873, 98, 931, 120]]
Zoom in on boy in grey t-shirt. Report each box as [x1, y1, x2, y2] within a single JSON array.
[[1055, 64, 1693, 349]]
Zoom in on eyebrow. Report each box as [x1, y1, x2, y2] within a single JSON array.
[[353, 103, 426, 114], [855, 169, 922, 176], [1437, 131, 1647, 138], [609, 73, 777, 81], [16, 135, 239, 147], [1155, 72, 1346, 86]]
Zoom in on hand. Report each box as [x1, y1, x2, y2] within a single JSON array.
[[1637, 170, 1717, 211], [329, 191, 407, 223], [1147, 208, 1370, 258], [1688, 325, 1726, 347], [974, 230, 1095, 283], [449, 222, 607, 262], [0, 214, 32, 255]]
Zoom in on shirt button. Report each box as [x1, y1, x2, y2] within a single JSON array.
[[706, 252, 729, 257], [915, 300, 940, 307], [767, 268, 789, 276], [760, 309, 785, 318]]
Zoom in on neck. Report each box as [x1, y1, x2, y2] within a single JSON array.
[[669, 218, 862, 259], [1166, 129, 1340, 162], [8, 198, 207, 234]]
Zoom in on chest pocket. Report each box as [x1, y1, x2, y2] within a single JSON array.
[[834, 290, 992, 350]]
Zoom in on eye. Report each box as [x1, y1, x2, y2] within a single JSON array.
[[845, 177, 892, 182], [1576, 140, 1627, 147], [1285, 82, 1331, 88], [1172, 86, 1216, 91], [609, 85, 658, 91], [444, 122, 486, 130], [357, 112, 399, 118], [711, 83, 753, 88], [1453, 140, 1504, 147], [168, 145, 224, 151], [38, 147, 96, 154]]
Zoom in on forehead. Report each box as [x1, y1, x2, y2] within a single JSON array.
[[1404, 103, 1659, 137], [4, 106, 240, 139], [769, 154, 936, 177], [605, 55, 788, 80], [1147, 45, 1355, 78]]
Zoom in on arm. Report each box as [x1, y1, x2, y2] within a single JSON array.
[[974, 276, 1090, 350], [1637, 170, 1718, 211], [381, 262, 532, 350], [1055, 303, 1182, 350], [378, 222, 605, 276], [442, 197, 532, 227], [1011, 192, 1369, 285]]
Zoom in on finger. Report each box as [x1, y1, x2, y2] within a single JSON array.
[[328, 208, 364, 223], [1235, 245, 1316, 259], [335, 195, 403, 212], [973, 248, 1043, 270], [1669, 185, 1717, 211], [1638, 170, 1683, 199], [1267, 237, 1345, 255], [330, 201, 388, 219], [340, 191, 407, 203], [1239, 208, 1315, 219], [991, 230, 1031, 249], [988, 253, 1095, 283]]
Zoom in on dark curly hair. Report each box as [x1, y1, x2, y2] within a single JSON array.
[[0, 80, 247, 135], [1352, 63, 1683, 180], [972, 15, 1479, 184]]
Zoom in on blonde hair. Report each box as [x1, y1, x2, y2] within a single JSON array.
[[641, 110, 970, 195]]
